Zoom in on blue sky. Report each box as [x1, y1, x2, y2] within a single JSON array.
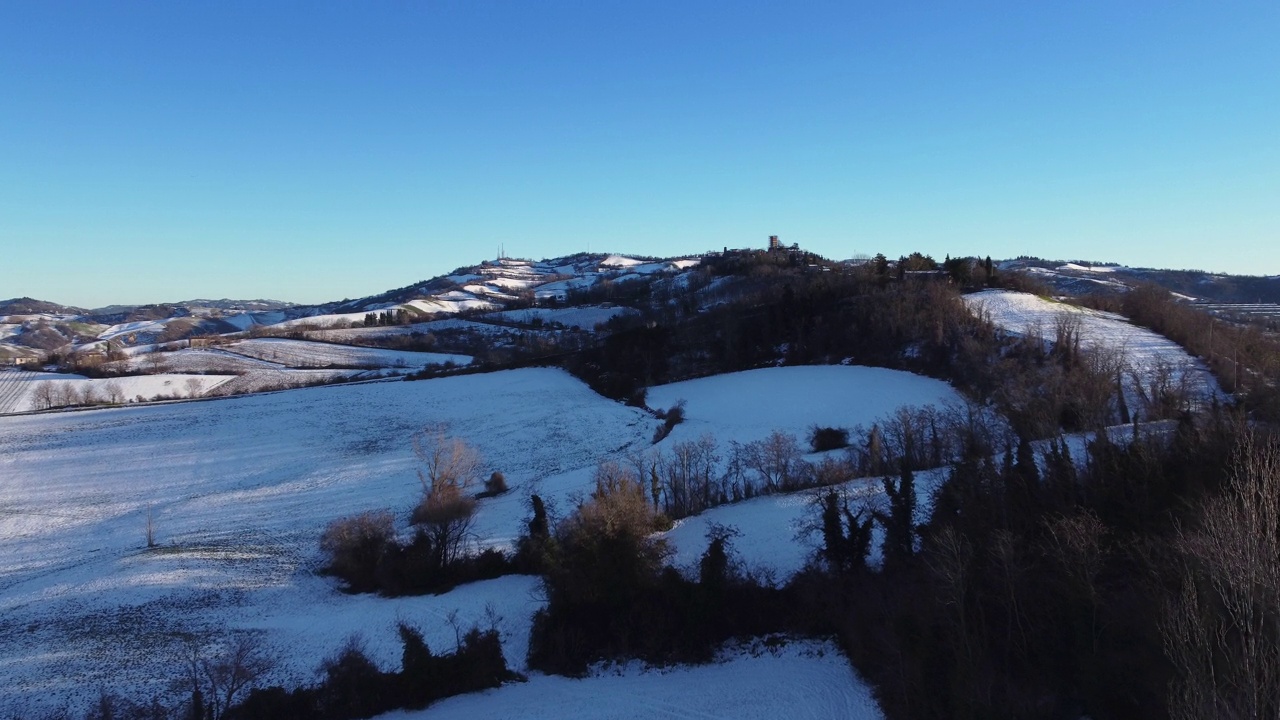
[[2, 2, 1277, 307]]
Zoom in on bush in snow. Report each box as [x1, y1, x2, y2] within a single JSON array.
[[808, 425, 850, 453], [481, 470, 508, 497], [320, 511, 396, 594], [652, 400, 686, 443], [227, 623, 515, 719]]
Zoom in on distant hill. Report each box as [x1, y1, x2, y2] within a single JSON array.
[[0, 297, 85, 316], [6, 249, 1277, 369], [90, 298, 297, 316], [1001, 258, 1280, 303]]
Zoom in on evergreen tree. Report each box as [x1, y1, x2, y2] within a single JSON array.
[[188, 689, 205, 720], [821, 490, 846, 573], [876, 461, 917, 572]]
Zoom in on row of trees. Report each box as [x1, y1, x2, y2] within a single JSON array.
[[359, 310, 411, 327], [28, 378, 208, 410], [624, 401, 1005, 521], [226, 625, 514, 719], [1116, 283, 1280, 419]]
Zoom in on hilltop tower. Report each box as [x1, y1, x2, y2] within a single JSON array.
[[768, 235, 780, 251]]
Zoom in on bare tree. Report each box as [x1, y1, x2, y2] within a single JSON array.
[[185, 377, 205, 398], [1130, 357, 1195, 421], [102, 379, 125, 405], [988, 529, 1029, 650], [665, 435, 727, 517], [577, 459, 663, 540], [413, 422, 483, 495], [1165, 431, 1280, 718], [721, 440, 751, 501], [926, 525, 975, 666], [411, 423, 483, 566], [625, 447, 661, 508], [320, 510, 396, 591], [183, 634, 275, 720], [50, 382, 75, 408], [742, 431, 804, 492], [1053, 311, 1084, 367], [31, 380, 55, 410], [1163, 577, 1221, 720], [77, 383, 100, 406], [881, 406, 937, 470], [1043, 510, 1108, 657]]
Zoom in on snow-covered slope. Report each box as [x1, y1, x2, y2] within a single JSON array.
[[662, 467, 950, 579], [0, 369, 659, 710], [378, 638, 882, 720], [0, 362, 954, 713], [220, 338, 471, 369], [647, 365, 964, 447], [483, 304, 637, 330], [0, 370, 237, 414], [964, 290, 1221, 404]]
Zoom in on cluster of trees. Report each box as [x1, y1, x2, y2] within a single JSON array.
[[565, 252, 1135, 443], [1115, 283, 1280, 419], [226, 626, 515, 719], [514, 404, 1280, 719], [360, 309, 411, 327], [30, 377, 215, 411], [525, 471, 798, 675], [814, 408, 1280, 719], [619, 402, 1004, 522], [320, 424, 516, 596], [30, 380, 122, 410]]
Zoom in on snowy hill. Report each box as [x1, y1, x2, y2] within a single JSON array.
[[4, 245, 1269, 717], [964, 290, 1222, 408], [0, 253, 698, 382], [999, 258, 1280, 304], [0, 363, 950, 713]]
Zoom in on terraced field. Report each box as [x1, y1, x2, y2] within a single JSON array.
[[219, 338, 471, 369]]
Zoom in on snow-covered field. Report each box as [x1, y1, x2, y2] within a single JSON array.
[[0, 370, 237, 414], [379, 638, 882, 720], [220, 338, 472, 369], [111, 348, 383, 398], [116, 348, 278, 375], [662, 467, 950, 579], [647, 365, 964, 447], [97, 319, 172, 342], [644, 367, 965, 577], [965, 290, 1221, 403], [0, 364, 946, 714], [406, 291, 500, 316], [209, 367, 366, 396], [0, 369, 657, 711], [483, 305, 637, 330], [310, 318, 511, 343]]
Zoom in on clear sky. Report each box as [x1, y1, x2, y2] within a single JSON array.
[[2, 2, 1277, 308]]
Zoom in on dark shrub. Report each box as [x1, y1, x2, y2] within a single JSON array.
[[482, 471, 508, 497], [652, 400, 686, 443], [809, 425, 850, 452], [320, 511, 397, 594]]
